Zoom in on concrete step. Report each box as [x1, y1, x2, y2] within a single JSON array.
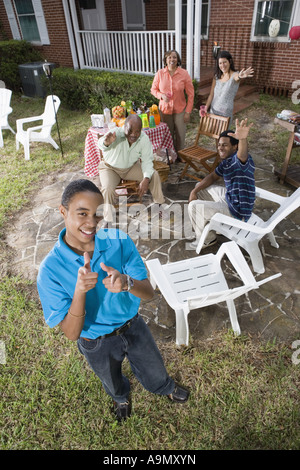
[[198, 84, 212, 101], [233, 91, 260, 114], [235, 84, 258, 99]]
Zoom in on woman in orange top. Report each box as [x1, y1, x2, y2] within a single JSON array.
[[151, 50, 194, 153]]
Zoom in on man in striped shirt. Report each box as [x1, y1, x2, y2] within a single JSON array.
[[188, 118, 255, 249]]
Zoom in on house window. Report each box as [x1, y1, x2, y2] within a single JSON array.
[[14, 0, 40, 42], [3, 0, 50, 44], [251, 0, 298, 42], [168, 0, 211, 38]]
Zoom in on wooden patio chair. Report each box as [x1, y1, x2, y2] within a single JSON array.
[[115, 180, 142, 205], [114, 160, 170, 206], [178, 113, 230, 181]]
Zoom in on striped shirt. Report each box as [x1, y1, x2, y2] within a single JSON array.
[[215, 152, 255, 221]]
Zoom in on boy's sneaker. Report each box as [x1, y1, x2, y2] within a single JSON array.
[[168, 383, 190, 403], [112, 400, 131, 422]]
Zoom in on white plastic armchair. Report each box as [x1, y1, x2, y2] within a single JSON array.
[[16, 95, 61, 160], [146, 241, 281, 346], [196, 187, 300, 274], [0, 89, 15, 147]]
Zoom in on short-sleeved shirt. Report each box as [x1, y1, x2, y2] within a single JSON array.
[[215, 152, 255, 221], [37, 228, 148, 339], [150, 66, 194, 115], [98, 127, 154, 179]]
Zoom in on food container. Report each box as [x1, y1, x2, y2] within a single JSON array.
[[91, 114, 104, 127]]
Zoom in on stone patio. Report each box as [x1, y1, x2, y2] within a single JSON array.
[[5, 146, 300, 347]]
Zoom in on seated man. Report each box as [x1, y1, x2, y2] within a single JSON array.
[[98, 114, 165, 223], [187, 118, 255, 249]]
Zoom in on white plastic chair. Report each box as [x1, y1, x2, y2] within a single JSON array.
[[0, 89, 15, 147], [16, 95, 61, 160], [196, 187, 300, 274], [146, 241, 281, 346]]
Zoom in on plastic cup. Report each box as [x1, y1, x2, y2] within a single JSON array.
[[149, 115, 156, 128], [142, 116, 149, 128], [200, 105, 207, 118]]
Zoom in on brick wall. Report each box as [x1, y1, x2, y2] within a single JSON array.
[[0, 0, 74, 67], [41, 1, 74, 67], [145, 1, 168, 30], [104, 0, 123, 30]]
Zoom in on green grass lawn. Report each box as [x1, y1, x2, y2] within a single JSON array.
[[0, 93, 300, 450]]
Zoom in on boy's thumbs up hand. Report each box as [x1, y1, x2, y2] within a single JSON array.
[[101, 262, 125, 292]]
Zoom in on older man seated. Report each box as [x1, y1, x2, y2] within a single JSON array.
[[98, 114, 165, 224]]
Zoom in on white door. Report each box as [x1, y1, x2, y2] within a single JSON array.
[[80, 0, 106, 30], [122, 0, 146, 30]]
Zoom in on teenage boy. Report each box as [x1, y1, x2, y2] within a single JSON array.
[[187, 118, 255, 249], [37, 179, 189, 422]]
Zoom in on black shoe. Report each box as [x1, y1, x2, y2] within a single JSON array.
[[168, 383, 190, 403], [112, 400, 131, 421]]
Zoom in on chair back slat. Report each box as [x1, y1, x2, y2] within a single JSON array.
[[195, 113, 230, 145]]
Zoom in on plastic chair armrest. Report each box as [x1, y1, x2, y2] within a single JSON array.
[[16, 115, 43, 126], [255, 187, 285, 205], [209, 213, 266, 234]]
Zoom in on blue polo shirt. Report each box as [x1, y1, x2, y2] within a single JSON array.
[[215, 152, 255, 221], [37, 228, 148, 339]]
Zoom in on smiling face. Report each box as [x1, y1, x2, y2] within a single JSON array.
[[218, 136, 238, 160], [218, 57, 231, 75], [124, 116, 142, 146], [166, 51, 178, 69], [59, 191, 103, 253]]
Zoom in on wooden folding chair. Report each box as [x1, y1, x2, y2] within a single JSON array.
[[178, 113, 230, 181], [115, 180, 142, 205], [114, 160, 170, 206]]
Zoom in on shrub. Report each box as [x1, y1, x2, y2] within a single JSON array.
[[49, 67, 198, 113], [0, 40, 44, 91], [49, 68, 160, 113]]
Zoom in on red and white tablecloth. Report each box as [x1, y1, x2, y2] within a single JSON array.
[[84, 122, 175, 177]]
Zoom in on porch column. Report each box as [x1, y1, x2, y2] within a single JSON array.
[[193, 0, 202, 81], [186, 0, 193, 78], [175, 0, 182, 58], [62, 0, 79, 69], [68, 0, 85, 69]]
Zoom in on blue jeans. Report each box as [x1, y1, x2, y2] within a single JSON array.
[[77, 314, 175, 403]]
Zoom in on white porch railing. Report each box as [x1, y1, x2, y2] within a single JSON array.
[[78, 30, 176, 75]]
